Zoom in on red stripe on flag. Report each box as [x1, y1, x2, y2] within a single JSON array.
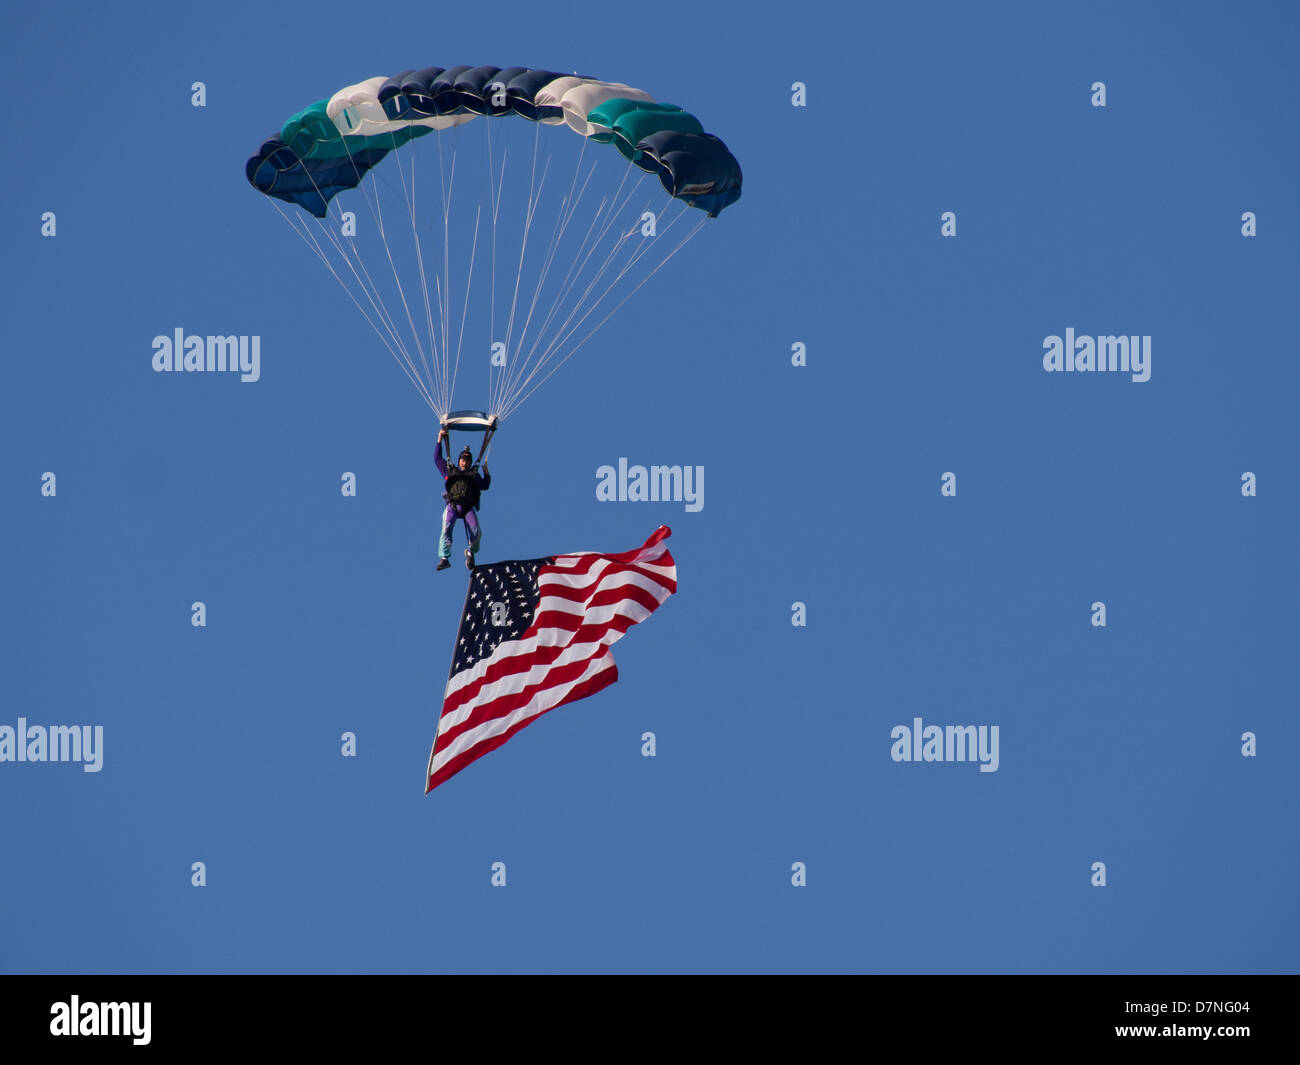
[[425, 526, 675, 792], [438, 647, 621, 747], [425, 662, 620, 792], [439, 588, 667, 716]]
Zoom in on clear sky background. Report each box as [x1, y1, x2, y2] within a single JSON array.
[[2, 0, 1296, 974]]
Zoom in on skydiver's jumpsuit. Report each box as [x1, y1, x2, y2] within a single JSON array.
[[435, 449, 491, 563]]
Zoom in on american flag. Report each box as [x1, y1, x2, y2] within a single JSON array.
[[425, 526, 677, 792]]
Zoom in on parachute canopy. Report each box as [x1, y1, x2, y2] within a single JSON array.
[[246, 66, 742, 219], [245, 65, 741, 423]]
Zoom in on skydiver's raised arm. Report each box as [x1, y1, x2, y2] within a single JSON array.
[[434, 430, 449, 479]]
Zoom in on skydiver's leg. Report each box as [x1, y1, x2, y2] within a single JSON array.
[[438, 504, 456, 561], [464, 509, 482, 559]]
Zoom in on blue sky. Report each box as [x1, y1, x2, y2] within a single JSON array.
[[1, 0, 1296, 974]]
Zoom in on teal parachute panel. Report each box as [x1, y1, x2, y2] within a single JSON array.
[[246, 65, 741, 217]]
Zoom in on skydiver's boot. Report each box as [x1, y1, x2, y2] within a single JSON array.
[[465, 549, 475, 570], [437, 558, 450, 571]]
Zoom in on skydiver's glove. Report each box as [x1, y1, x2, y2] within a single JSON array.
[[481, 462, 489, 476]]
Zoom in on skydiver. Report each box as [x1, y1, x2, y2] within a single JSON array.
[[435, 428, 492, 571]]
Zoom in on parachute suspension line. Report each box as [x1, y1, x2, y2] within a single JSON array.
[[498, 120, 550, 410], [437, 126, 484, 421], [316, 204, 442, 414], [275, 156, 427, 395], [568, 204, 707, 352], [434, 127, 459, 418], [484, 116, 504, 418], [496, 159, 646, 417], [501, 204, 707, 420], [391, 142, 445, 415], [495, 142, 634, 417], [269, 196, 441, 416], [556, 172, 655, 317], [558, 199, 706, 361], [339, 131, 441, 414], [271, 205, 439, 413], [339, 164, 440, 413], [449, 203, 483, 418], [510, 155, 637, 390], [270, 110, 720, 424], [490, 132, 512, 417], [484, 118, 494, 415], [498, 134, 606, 413]]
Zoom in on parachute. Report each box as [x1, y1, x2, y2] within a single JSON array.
[[245, 65, 741, 437]]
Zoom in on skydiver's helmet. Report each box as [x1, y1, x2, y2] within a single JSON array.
[[458, 447, 474, 470]]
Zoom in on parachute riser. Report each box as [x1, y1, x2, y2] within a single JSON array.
[[440, 410, 499, 469], [477, 425, 497, 467]]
